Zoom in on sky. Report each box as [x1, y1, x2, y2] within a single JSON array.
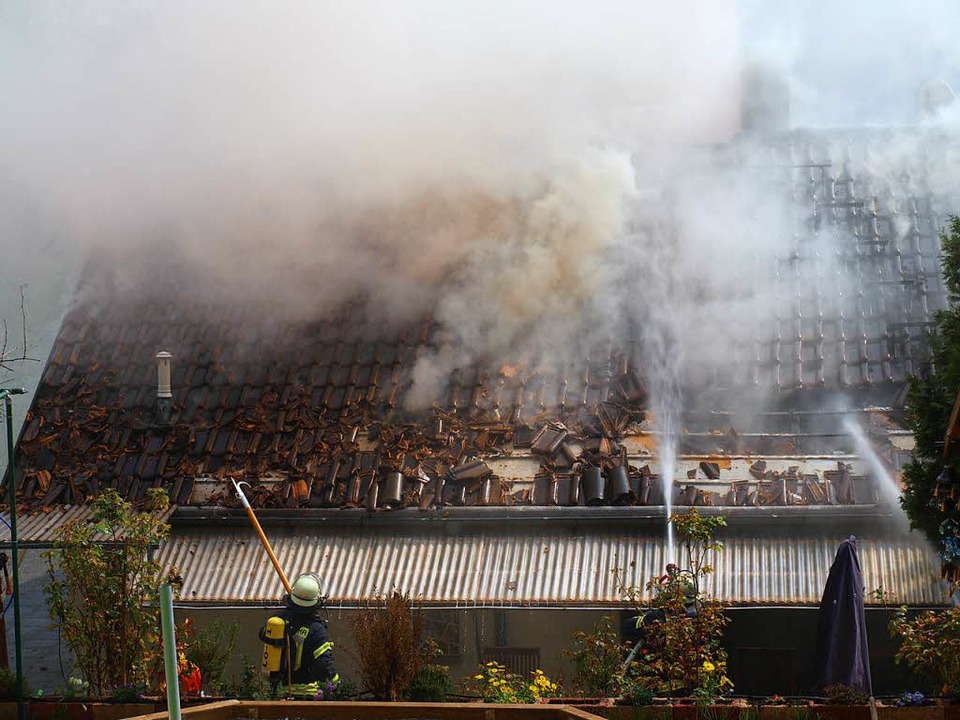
[[2, 0, 960, 436]]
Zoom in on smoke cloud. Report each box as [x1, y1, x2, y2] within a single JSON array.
[[2, 0, 960, 424]]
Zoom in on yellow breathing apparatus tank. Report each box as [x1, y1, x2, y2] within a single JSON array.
[[261, 616, 286, 674]]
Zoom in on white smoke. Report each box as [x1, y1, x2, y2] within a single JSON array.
[[3, 0, 960, 424]]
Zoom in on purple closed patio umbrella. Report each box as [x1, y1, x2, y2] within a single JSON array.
[[814, 536, 872, 695]]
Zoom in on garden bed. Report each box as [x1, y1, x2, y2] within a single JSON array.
[[129, 700, 608, 720]]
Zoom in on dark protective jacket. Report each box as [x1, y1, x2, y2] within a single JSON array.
[[814, 536, 872, 695], [261, 596, 338, 697]]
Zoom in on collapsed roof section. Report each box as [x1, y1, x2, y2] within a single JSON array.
[[13, 129, 956, 512]]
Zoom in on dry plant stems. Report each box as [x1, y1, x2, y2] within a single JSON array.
[[889, 605, 960, 697], [43, 488, 170, 697], [0, 284, 40, 372], [349, 590, 425, 701]]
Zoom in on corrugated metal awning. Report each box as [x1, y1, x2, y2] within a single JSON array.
[[0, 504, 176, 547], [158, 524, 947, 608]]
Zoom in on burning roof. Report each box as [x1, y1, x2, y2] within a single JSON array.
[[13, 131, 955, 513]]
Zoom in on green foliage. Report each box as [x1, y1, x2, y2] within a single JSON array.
[[823, 683, 870, 705], [620, 678, 654, 707], [63, 677, 88, 699], [326, 676, 359, 700], [563, 615, 630, 697], [671, 509, 726, 580], [902, 216, 960, 548], [0, 667, 30, 700], [43, 489, 170, 698], [889, 605, 960, 697], [109, 684, 143, 702], [618, 510, 730, 698], [349, 590, 425, 701], [233, 655, 270, 699], [405, 664, 453, 701], [183, 619, 239, 694]]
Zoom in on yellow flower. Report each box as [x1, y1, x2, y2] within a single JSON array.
[[474, 674, 484, 680], [702, 660, 716, 674], [721, 676, 733, 688]]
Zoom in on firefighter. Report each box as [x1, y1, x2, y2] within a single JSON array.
[[259, 572, 339, 699], [622, 564, 700, 664]]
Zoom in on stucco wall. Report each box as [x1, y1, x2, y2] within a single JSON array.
[[3, 549, 70, 694]]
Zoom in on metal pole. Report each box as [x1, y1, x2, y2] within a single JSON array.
[[231, 480, 291, 593], [160, 583, 181, 720], [4, 392, 25, 720]]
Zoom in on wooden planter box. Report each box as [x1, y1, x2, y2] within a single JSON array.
[[942, 704, 960, 720], [574, 707, 672, 720], [672, 705, 751, 720], [127, 700, 619, 720], [877, 707, 944, 720], [0, 700, 161, 720], [809, 706, 873, 720], [90, 704, 161, 720]]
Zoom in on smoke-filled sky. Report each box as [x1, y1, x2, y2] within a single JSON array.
[[2, 0, 960, 426]]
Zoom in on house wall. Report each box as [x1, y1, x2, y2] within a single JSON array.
[[3, 549, 71, 694], [0, 573, 934, 700], [178, 607, 604, 694], [181, 605, 932, 698]]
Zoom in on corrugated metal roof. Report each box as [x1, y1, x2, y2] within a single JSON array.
[[159, 525, 947, 608], [0, 504, 175, 546]]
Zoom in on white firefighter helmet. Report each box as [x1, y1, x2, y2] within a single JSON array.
[[290, 572, 326, 607]]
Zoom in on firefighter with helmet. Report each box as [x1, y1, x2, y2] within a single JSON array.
[[259, 572, 339, 699]]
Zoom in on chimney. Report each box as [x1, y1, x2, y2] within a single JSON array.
[[917, 78, 957, 120], [741, 64, 790, 135], [156, 351, 172, 425]]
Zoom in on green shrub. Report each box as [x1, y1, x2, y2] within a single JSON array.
[[43, 489, 170, 697], [562, 615, 629, 697], [0, 667, 29, 700], [889, 605, 960, 697], [327, 676, 359, 700], [183, 619, 239, 695], [406, 664, 452, 701], [617, 510, 730, 698], [234, 654, 268, 699]]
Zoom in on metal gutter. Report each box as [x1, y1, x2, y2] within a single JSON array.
[[171, 503, 904, 529]]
